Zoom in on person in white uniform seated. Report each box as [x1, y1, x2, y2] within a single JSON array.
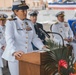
[[2, 1, 46, 75], [0, 14, 8, 75], [52, 11, 76, 60]]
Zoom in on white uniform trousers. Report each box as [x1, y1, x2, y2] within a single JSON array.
[[0, 68, 2, 75], [8, 60, 19, 75], [70, 42, 76, 60]]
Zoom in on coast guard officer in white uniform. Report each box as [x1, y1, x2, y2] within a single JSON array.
[[29, 10, 46, 50], [2, 1, 46, 75], [52, 11, 76, 60], [0, 14, 8, 75]]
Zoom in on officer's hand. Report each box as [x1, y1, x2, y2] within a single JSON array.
[[42, 45, 50, 51], [64, 38, 68, 42], [1, 46, 5, 50], [64, 38, 72, 42], [13, 51, 24, 58], [42, 45, 49, 49], [67, 39, 72, 42]]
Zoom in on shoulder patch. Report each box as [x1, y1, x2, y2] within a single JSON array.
[[54, 22, 58, 25], [26, 18, 31, 21], [13, 18, 17, 20], [8, 18, 17, 21]]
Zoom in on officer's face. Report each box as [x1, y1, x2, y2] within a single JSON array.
[[0, 19, 6, 26], [30, 16, 37, 23], [57, 15, 64, 22], [15, 9, 27, 20]]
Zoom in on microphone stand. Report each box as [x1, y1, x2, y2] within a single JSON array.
[[46, 31, 64, 47], [39, 28, 64, 47]]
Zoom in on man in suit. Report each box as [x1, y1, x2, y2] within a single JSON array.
[[0, 14, 8, 75], [52, 11, 76, 60], [29, 10, 46, 50]]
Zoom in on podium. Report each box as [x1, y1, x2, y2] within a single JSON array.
[[16, 51, 52, 75]]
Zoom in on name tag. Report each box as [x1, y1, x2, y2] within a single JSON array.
[[17, 29, 23, 30]]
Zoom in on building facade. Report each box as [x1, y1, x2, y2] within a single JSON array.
[[0, 0, 45, 9], [0, 0, 13, 8]]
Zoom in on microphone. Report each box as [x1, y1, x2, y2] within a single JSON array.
[[39, 28, 64, 47], [39, 28, 50, 38]]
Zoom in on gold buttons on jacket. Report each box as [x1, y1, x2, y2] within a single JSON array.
[[25, 42, 28, 44], [26, 37, 28, 39], [22, 24, 24, 26], [25, 47, 27, 48]]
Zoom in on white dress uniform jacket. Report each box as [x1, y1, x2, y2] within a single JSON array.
[[52, 21, 73, 45], [2, 17, 44, 62], [52, 21, 76, 60], [0, 25, 5, 67]]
